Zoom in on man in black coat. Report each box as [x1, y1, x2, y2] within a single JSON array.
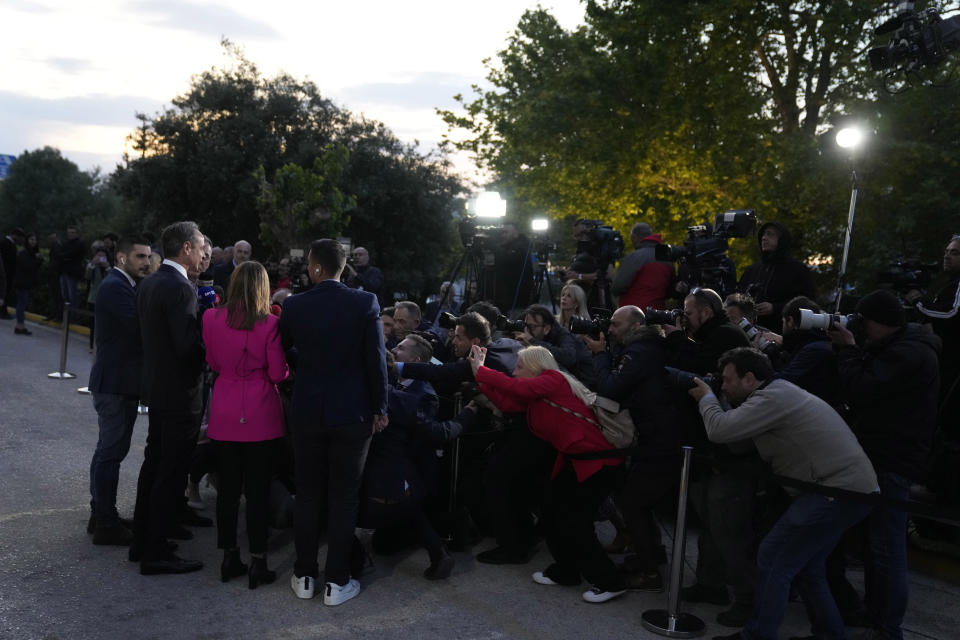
[[738, 221, 816, 332], [831, 289, 941, 640], [0, 228, 23, 319], [131, 222, 207, 575], [212, 239, 251, 289], [87, 237, 152, 545], [521, 304, 595, 388], [59, 225, 85, 321]]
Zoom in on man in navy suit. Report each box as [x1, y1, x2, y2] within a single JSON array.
[[87, 237, 153, 545], [280, 238, 388, 606], [131, 221, 207, 575]]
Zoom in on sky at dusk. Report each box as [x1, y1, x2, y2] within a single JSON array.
[[0, 0, 586, 180]]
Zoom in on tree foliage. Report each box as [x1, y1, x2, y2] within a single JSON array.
[[441, 1, 960, 291]]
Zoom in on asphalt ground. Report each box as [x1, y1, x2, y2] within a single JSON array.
[[1, 316, 958, 639]]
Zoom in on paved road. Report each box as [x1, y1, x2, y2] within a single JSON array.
[[1, 318, 958, 639]]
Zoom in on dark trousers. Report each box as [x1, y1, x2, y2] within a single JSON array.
[[213, 439, 276, 554], [541, 464, 626, 590], [615, 466, 678, 573], [863, 471, 911, 640], [359, 494, 443, 558], [293, 421, 371, 586], [89, 392, 139, 525], [132, 410, 200, 560], [690, 468, 758, 605], [484, 428, 555, 550]]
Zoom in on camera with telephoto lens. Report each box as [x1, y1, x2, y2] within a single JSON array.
[[568, 311, 612, 338], [495, 314, 526, 333], [798, 309, 863, 333], [737, 318, 780, 355], [644, 307, 683, 326], [664, 366, 718, 392], [575, 219, 625, 267], [437, 311, 459, 330], [868, 2, 960, 75], [656, 210, 756, 293], [877, 257, 938, 296]]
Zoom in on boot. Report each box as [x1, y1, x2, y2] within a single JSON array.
[[220, 548, 248, 583], [248, 556, 276, 590], [424, 546, 455, 580]]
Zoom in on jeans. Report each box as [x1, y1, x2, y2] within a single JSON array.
[[15, 288, 30, 324], [293, 421, 371, 586], [743, 493, 873, 640], [863, 471, 911, 640], [89, 393, 140, 525]]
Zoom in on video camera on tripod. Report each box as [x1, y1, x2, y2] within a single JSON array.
[[868, 1, 960, 90], [655, 209, 757, 295]]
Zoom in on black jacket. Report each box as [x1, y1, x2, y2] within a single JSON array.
[[400, 337, 521, 389], [666, 312, 750, 376], [529, 325, 596, 388], [89, 269, 142, 397], [836, 323, 941, 482], [13, 247, 42, 290], [594, 328, 678, 470], [59, 237, 85, 280], [775, 330, 839, 406], [738, 222, 816, 332]]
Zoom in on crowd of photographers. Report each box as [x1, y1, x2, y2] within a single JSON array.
[[5, 218, 959, 638]]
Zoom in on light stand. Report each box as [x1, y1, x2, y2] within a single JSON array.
[[833, 126, 864, 312]]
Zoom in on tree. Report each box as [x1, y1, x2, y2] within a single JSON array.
[[0, 146, 97, 234]]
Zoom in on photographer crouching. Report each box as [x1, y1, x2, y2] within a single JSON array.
[[687, 348, 879, 640], [581, 306, 677, 592]]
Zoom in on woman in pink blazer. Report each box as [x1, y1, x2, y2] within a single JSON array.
[[203, 261, 289, 589]]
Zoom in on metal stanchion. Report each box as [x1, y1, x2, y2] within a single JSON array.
[[444, 392, 463, 543], [641, 446, 705, 638], [48, 302, 76, 380]]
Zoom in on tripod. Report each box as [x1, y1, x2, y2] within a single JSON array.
[[530, 243, 557, 313], [431, 239, 487, 324]]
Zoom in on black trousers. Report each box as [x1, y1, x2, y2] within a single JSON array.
[[359, 494, 443, 558], [615, 466, 678, 573], [213, 439, 276, 554], [133, 410, 200, 560], [541, 464, 627, 591], [293, 421, 371, 586], [484, 428, 555, 550]]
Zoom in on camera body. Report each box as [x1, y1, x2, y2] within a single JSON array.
[[496, 314, 526, 333], [644, 307, 683, 326], [798, 309, 863, 333], [575, 219, 625, 268], [878, 257, 938, 296], [568, 312, 612, 338], [737, 317, 780, 356]]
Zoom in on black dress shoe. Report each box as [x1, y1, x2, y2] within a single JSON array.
[[220, 549, 248, 583], [475, 545, 537, 565], [248, 557, 276, 589], [140, 553, 203, 575], [92, 523, 133, 546]]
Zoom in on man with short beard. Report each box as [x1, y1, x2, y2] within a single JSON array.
[[87, 237, 153, 545]]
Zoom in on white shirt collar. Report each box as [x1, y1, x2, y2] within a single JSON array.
[[112, 266, 136, 288], [162, 259, 189, 282]]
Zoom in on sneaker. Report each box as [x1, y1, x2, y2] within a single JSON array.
[[623, 570, 664, 592], [324, 579, 361, 606], [532, 571, 559, 585], [290, 574, 315, 599], [582, 587, 627, 603]]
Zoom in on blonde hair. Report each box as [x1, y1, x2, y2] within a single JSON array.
[[517, 346, 595, 407], [225, 261, 271, 330], [557, 283, 591, 326]]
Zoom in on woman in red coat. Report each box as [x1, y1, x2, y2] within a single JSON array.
[[468, 344, 628, 603], [203, 261, 289, 588]]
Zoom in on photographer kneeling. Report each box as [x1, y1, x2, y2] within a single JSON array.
[[469, 344, 628, 603], [688, 348, 878, 640], [582, 305, 677, 590]]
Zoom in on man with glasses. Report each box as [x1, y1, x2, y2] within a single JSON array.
[[522, 304, 595, 388]]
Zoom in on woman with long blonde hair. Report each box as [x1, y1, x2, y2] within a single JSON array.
[[202, 260, 289, 588], [556, 283, 591, 329], [469, 345, 627, 604]]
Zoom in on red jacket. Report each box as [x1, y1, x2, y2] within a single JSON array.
[[475, 367, 623, 481]]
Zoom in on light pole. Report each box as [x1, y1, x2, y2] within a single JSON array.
[[834, 126, 864, 312]]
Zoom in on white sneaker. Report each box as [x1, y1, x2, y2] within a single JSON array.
[[290, 574, 315, 599], [323, 579, 360, 606], [186, 482, 204, 510], [532, 571, 559, 585], [582, 587, 627, 603]]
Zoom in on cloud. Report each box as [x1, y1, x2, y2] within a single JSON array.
[[0, 91, 159, 128], [45, 58, 94, 74], [0, 0, 51, 13], [338, 72, 480, 111], [128, 0, 280, 40]]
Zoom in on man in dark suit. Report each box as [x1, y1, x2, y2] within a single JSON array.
[[131, 221, 207, 575], [280, 238, 388, 606], [87, 237, 153, 545], [212, 239, 251, 289]]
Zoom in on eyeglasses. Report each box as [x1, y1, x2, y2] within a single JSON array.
[[524, 323, 544, 331]]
